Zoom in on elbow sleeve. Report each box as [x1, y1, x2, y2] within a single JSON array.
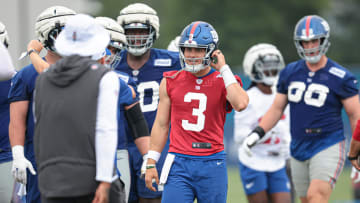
[[125, 103, 150, 140]]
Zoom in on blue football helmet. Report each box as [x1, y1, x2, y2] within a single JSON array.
[[179, 21, 218, 73], [294, 15, 330, 64]]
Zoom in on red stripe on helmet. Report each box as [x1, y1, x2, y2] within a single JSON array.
[[305, 16, 312, 37], [188, 21, 201, 43]]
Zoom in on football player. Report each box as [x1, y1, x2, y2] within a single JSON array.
[[166, 36, 180, 52], [95, 16, 150, 203], [115, 3, 181, 203], [0, 21, 15, 203], [234, 43, 291, 203], [8, 6, 76, 203], [243, 15, 360, 203], [144, 21, 248, 203]]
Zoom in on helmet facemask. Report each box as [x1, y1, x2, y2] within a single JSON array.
[[179, 43, 215, 73], [46, 22, 63, 53], [106, 41, 123, 68], [294, 37, 330, 64], [124, 23, 154, 56], [252, 54, 283, 86]]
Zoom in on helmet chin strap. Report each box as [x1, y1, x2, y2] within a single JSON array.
[[184, 63, 205, 73]]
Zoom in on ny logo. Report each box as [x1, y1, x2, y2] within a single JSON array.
[[301, 29, 314, 38]]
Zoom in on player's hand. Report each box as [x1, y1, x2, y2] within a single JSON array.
[[145, 167, 159, 192], [92, 182, 110, 203], [11, 145, 36, 184], [27, 40, 43, 53], [140, 154, 148, 179], [242, 132, 260, 157], [349, 139, 360, 170], [210, 49, 226, 71]]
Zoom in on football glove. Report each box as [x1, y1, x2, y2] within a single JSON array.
[[242, 126, 265, 157], [11, 145, 36, 184]]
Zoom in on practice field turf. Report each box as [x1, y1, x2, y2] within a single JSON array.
[[227, 166, 354, 203]]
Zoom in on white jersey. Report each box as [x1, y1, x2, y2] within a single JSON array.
[[234, 86, 290, 172]]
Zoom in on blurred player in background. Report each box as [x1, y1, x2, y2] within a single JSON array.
[[234, 43, 291, 203], [0, 22, 15, 81], [95, 16, 151, 203], [0, 21, 15, 203], [8, 6, 76, 203], [166, 36, 180, 52], [115, 3, 181, 203], [242, 15, 360, 203], [145, 21, 248, 203]]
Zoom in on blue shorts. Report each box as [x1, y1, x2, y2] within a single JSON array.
[[128, 142, 169, 201], [162, 152, 227, 203], [239, 161, 290, 195]]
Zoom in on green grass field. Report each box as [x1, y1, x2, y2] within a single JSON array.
[[227, 166, 354, 203]]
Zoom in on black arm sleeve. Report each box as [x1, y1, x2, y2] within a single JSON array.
[[125, 103, 150, 140]]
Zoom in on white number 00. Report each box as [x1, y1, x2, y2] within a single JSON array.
[[181, 92, 207, 132], [288, 82, 329, 107]]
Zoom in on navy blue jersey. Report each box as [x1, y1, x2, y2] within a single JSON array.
[[115, 71, 139, 149], [0, 79, 12, 163], [8, 64, 38, 160], [115, 48, 181, 145], [277, 59, 358, 161]]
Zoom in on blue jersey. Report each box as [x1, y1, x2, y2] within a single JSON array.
[[0, 79, 12, 163], [8, 64, 38, 160], [277, 59, 358, 161], [115, 48, 181, 145], [115, 71, 138, 149]]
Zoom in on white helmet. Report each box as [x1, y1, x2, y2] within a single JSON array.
[[167, 36, 180, 52], [0, 22, 9, 48], [243, 43, 285, 86], [95, 16, 126, 68], [35, 6, 76, 52], [117, 3, 159, 56]]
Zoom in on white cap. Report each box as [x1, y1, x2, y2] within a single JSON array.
[[55, 14, 110, 60]]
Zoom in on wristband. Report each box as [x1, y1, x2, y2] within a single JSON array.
[[27, 49, 38, 56], [219, 64, 237, 88], [348, 155, 358, 161], [252, 126, 266, 139], [146, 164, 156, 169], [147, 150, 161, 163]]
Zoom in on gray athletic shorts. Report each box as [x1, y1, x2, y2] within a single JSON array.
[[0, 161, 14, 203], [116, 149, 130, 203], [290, 141, 345, 197]]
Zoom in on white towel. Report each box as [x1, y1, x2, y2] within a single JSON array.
[[158, 153, 175, 191]]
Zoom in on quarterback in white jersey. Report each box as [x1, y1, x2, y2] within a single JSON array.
[[234, 43, 291, 203]]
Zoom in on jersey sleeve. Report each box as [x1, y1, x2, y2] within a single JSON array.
[[8, 71, 30, 102], [119, 78, 136, 106], [127, 76, 139, 102], [339, 72, 358, 99], [276, 67, 290, 94]]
